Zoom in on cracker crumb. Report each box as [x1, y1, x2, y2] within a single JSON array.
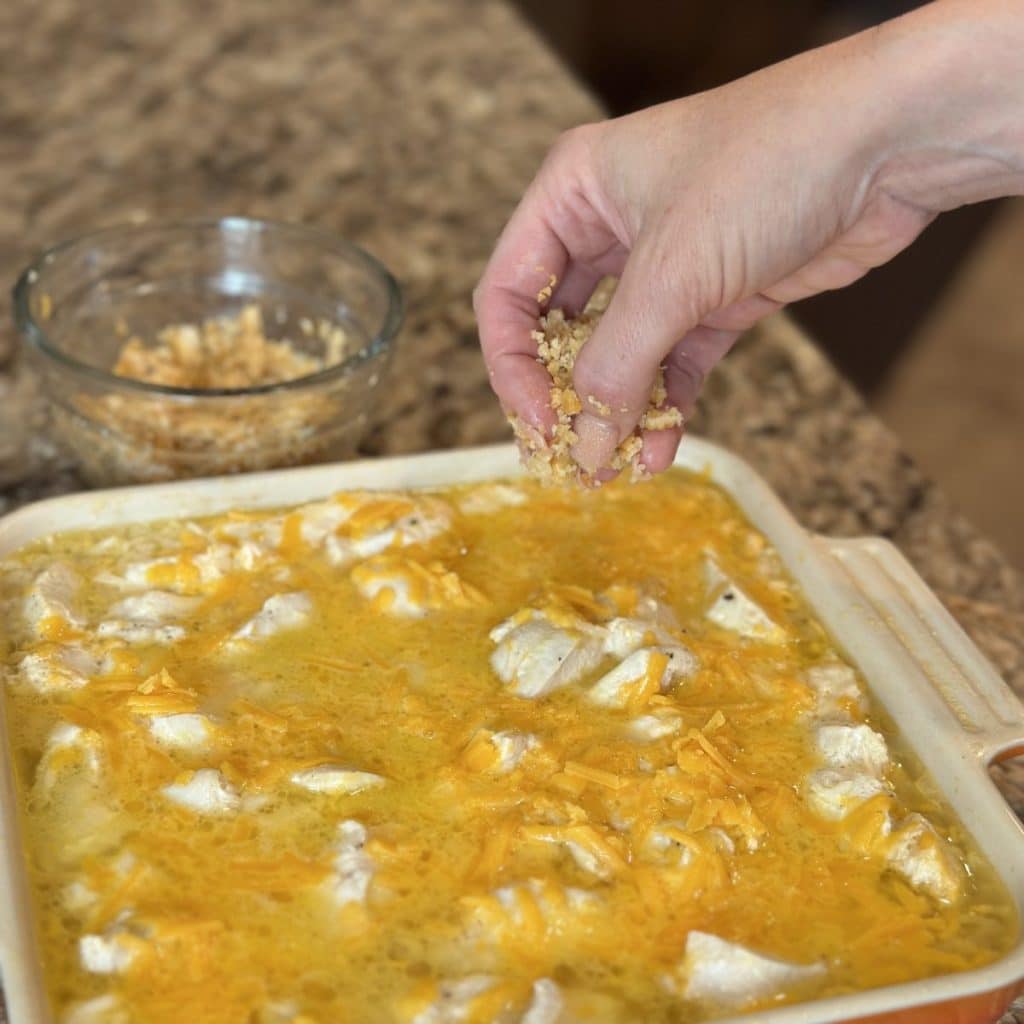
[[67, 305, 357, 483], [511, 307, 683, 486], [111, 305, 347, 390], [629, 458, 653, 484], [536, 274, 557, 306]]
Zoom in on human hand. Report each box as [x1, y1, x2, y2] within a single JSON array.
[[474, 0, 1024, 478]]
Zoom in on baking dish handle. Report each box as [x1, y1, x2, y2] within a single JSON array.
[[821, 536, 1024, 764]]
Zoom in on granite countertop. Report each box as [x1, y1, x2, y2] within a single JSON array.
[[0, 0, 1022, 1019]]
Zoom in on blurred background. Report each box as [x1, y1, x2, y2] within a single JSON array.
[[513, 0, 1024, 568]]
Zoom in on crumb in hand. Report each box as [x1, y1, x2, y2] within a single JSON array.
[[510, 305, 682, 486], [535, 273, 557, 306]]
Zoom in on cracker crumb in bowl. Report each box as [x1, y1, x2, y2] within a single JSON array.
[[511, 299, 682, 486], [82, 304, 352, 479], [14, 218, 403, 485], [110, 305, 351, 390]]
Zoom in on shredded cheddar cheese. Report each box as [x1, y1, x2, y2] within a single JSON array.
[[0, 472, 1016, 1024]]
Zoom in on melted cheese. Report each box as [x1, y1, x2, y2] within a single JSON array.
[[0, 475, 1015, 1024]]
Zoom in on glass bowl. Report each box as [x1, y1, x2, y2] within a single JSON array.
[[13, 217, 403, 486]]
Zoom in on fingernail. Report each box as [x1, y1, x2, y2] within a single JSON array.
[[571, 413, 619, 474]]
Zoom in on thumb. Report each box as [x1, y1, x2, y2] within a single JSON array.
[[570, 245, 700, 473]]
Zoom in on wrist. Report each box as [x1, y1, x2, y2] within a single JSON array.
[[862, 0, 1024, 211]]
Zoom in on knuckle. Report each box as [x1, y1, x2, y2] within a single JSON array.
[[546, 122, 601, 171], [551, 125, 583, 157], [637, 234, 689, 305], [666, 346, 706, 392], [572, 358, 637, 421]]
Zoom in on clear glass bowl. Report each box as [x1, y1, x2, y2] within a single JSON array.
[[13, 217, 403, 486]]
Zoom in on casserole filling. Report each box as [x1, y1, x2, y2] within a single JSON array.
[[0, 472, 1016, 1024]]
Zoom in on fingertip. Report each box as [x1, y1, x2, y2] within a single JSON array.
[[576, 465, 621, 490], [492, 352, 558, 437], [570, 413, 620, 475], [639, 427, 684, 475]]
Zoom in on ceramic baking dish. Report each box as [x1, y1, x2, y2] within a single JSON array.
[[1, 438, 1022, 1024]]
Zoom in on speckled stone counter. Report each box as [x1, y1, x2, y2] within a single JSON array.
[[1, 0, 1022, 1019]]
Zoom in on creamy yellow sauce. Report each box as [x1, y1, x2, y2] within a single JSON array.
[[0, 472, 1016, 1024]]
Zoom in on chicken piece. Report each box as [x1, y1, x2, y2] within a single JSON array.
[[805, 768, 887, 820], [680, 931, 825, 1008], [494, 879, 597, 917], [804, 662, 866, 721], [63, 879, 99, 915], [642, 821, 698, 868], [15, 645, 105, 693], [329, 819, 375, 907], [409, 975, 498, 1024], [353, 563, 425, 617], [528, 825, 625, 881], [886, 813, 963, 903], [291, 765, 386, 795], [217, 517, 285, 553], [352, 557, 485, 618], [704, 559, 786, 642], [61, 850, 138, 918], [600, 615, 679, 659], [521, 979, 564, 1024], [108, 590, 200, 621], [299, 499, 356, 553], [301, 495, 451, 566], [464, 878, 600, 961], [196, 538, 271, 579], [107, 537, 271, 591], [97, 591, 201, 645], [254, 1003, 302, 1024], [79, 932, 137, 975], [62, 994, 129, 1024], [359, 503, 450, 556], [231, 592, 312, 641], [628, 713, 683, 741], [146, 713, 215, 751], [98, 555, 199, 594], [587, 646, 696, 708], [24, 562, 86, 636], [489, 730, 539, 773], [492, 879, 598, 930], [162, 769, 240, 814], [490, 613, 604, 699], [79, 916, 147, 975], [562, 839, 611, 878], [35, 722, 102, 790], [642, 824, 736, 878], [463, 729, 540, 774], [815, 723, 889, 777], [457, 483, 528, 516]]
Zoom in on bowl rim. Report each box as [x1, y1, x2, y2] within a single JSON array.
[[11, 215, 405, 399]]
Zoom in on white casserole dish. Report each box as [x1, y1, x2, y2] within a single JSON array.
[[1, 438, 1022, 1024]]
